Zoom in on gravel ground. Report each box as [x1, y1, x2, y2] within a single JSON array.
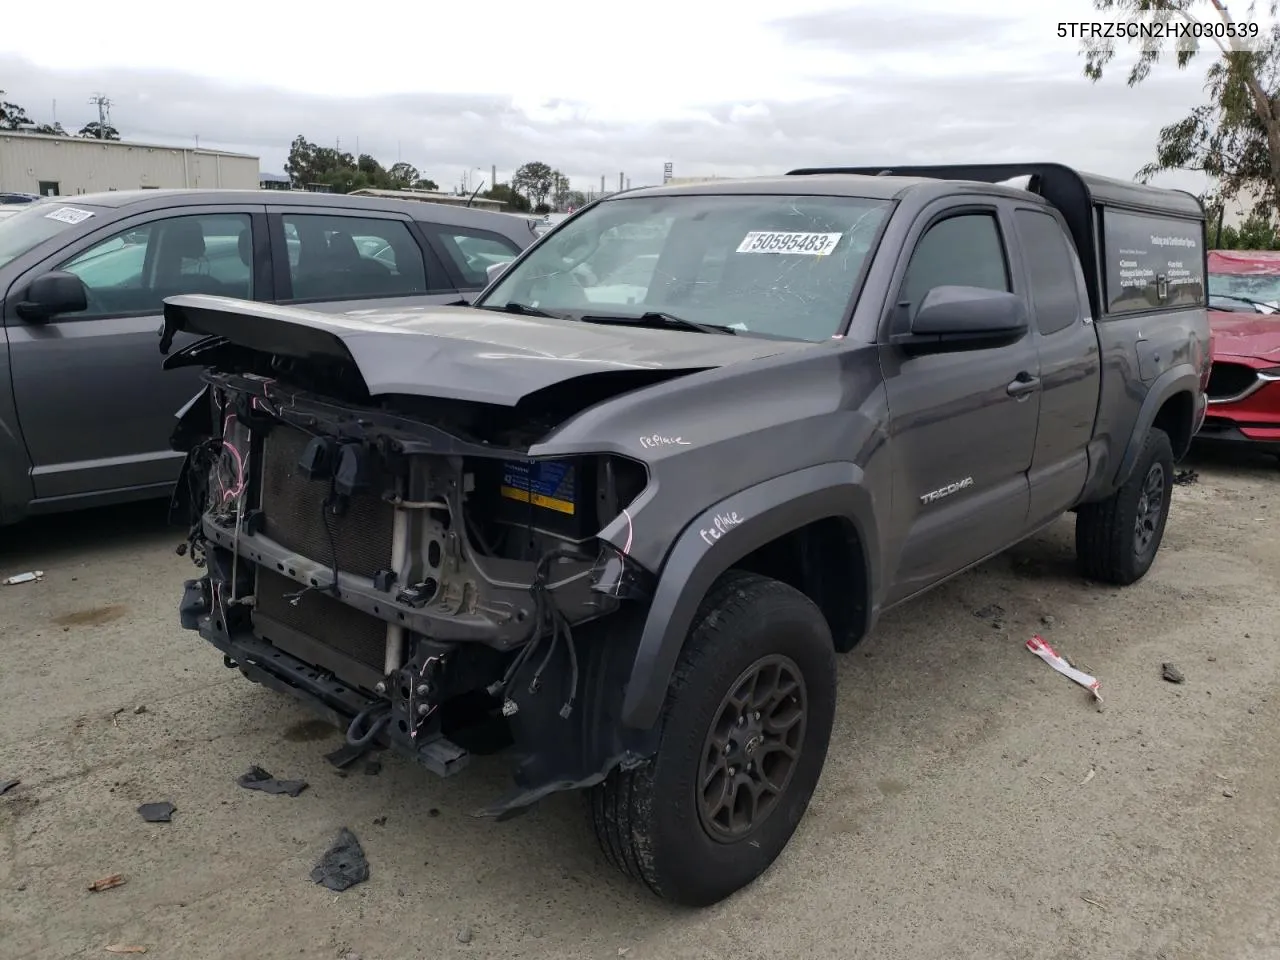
[[2, 446, 1279, 960]]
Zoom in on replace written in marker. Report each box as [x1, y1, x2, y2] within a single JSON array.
[[700, 511, 743, 545], [736, 231, 842, 256]]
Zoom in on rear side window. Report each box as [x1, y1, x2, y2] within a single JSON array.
[[900, 212, 1009, 318], [434, 229, 521, 287], [281, 214, 428, 301], [1101, 209, 1205, 314], [1015, 209, 1083, 336]]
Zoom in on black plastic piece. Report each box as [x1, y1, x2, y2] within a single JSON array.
[[373, 569, 397, 592], [334, 443, 371, 496], [396, 579, 439, 608], [179, 578, 210, 630], [298, 436, 339, 480], [243, 508, 265, 536]]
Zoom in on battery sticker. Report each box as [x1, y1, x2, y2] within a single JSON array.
[[735, 231, 842, 256], [43, 206, 96, 225], [500, 460, 576, 515]]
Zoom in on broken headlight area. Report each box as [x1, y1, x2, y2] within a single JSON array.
[[176, 370, 656, 806]]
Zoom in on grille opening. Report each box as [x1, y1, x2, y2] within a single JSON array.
[[1207, 362, 1259, 400]]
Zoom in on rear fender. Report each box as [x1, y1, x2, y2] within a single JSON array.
[[619, 462, 878, 731], [1110, 365, 1200, 489]]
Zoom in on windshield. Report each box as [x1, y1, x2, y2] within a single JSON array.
[[1208, 271, 1280, 312], [0, 201, 100, 270], [478, 193, 891, 340]]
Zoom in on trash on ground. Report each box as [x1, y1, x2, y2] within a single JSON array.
[[3, 570, 44, 585], [133, 705, 147, 715], [1223, 788, 1237, 798], [237, 765, 308, 797], [88, 873, 127, 892], [1080, 768, 1096, 786], [309, 827, 369, 892], [1173, 469, 1199, 486], [1025, 635, 1102, 701], [1162, 662, 1186, 684], [0, 778, 19, 796], [105, 946, 148, 954], [137, 801, 175, 823]]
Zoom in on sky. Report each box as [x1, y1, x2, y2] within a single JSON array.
[[1, 0, 1269, 196]]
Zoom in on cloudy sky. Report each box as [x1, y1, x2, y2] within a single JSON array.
[[0, 0, 1265, 195]]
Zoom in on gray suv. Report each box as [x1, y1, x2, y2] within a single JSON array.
[[0, 189, 538, 525]]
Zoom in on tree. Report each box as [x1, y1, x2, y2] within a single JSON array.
[[1080, 0, 1280, 220], [34, 122, 68, 136], [78, 121, 120, 140], [0, 91, 31, 130], [512, 161, 555, 209], [283, 134, 439, 194], [482, 183, 531, 212], [563, 189, 589, 210]]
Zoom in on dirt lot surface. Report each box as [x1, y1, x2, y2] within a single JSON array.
[[3, 447, 1279, 960]]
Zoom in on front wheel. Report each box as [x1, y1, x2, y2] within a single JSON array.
[[1075, 427, 1174, 585], [588, 570, 837, 907]]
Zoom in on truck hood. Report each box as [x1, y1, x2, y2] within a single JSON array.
[[1208, 310, 1280, 362], [161, 294, 813, 406]]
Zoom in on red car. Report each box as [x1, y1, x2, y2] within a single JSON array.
[[1202, 250, 1280, 458]]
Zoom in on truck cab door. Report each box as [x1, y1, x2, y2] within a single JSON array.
[[879, 202, 1041, 603], [1009, 206, 1101, 528]]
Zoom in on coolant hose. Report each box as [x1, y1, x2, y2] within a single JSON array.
[[346, 701, 392, 747]]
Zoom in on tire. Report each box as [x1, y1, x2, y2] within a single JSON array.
[[588, 570, 837, 907], [1075, 427, 1174, 586]]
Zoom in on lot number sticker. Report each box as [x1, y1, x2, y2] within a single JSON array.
[[43, 206, 96, 225], [736, 231, 842, 256]]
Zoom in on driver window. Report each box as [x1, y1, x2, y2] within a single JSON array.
[[58, 213, 254, 318], [899, 212, 1010, 321]]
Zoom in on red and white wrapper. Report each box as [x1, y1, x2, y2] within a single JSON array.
[[1025, 634, 1101, 701]]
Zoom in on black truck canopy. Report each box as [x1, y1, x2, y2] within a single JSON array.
[[786, 162, 1207, 321]]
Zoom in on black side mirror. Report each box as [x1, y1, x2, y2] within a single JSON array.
[[15, 271, 88, 322], [892, 285, 1028, 353]]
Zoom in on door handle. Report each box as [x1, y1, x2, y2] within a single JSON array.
[[1007, 372, 1040, 398]]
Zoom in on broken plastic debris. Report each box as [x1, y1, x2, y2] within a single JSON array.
[[3, 570, 44, 585], [88, 873, 127, 892], [137, 801, 175, 823], [1025, 635, 1101, 701], [237, 765, 308, 797], [0, 778, 19, 796], [309, 827, 370, 892]]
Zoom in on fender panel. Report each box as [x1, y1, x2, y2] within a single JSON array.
[[620, 462, 878, 730], [1110, 365, 1199, 489]]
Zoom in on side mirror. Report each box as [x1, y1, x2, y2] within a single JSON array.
[[15, 271, 88, 322], [893, 285, 1028, 353], [485, 261, 509, 285]]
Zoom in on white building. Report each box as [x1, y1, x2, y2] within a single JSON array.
[[0, 131, 260, 196]]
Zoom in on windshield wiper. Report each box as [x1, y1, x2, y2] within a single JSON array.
[[575, 311, 737, 335], [476, 301, 561, 318], [1213, 293, 1279, 312]]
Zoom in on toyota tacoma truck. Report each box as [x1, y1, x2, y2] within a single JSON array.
[[160, 163, 1211, 907]]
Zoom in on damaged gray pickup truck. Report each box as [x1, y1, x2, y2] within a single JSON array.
[[161, 163, 1211, 907]]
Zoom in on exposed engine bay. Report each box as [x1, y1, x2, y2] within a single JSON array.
[[173, 362, 659, 816]]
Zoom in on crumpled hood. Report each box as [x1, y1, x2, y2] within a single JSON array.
[[161, 294, 813, 405], [1208, 310, 1280, 362]]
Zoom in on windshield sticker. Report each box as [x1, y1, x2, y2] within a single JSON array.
[[736, 231, 842, 256], [44, 206, 96, 225]]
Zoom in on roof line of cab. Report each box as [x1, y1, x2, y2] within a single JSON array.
[[607, 162, 1205, 221]]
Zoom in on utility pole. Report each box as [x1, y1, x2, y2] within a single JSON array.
[[88, 93, 112, 138]]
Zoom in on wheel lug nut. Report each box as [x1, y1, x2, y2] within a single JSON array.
[[737, 716, 745, 726], [728, 767, 736, 777], [753, 711, 760, 721]]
